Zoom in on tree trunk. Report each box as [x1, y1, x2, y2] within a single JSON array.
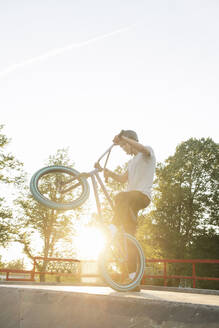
[[39, 259, 49, 282]]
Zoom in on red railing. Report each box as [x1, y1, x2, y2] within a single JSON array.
[[0, 269, 35, 282], [144, 259, 219, 288], [0, 257, 81, 282], [1, 258, 219, 288]]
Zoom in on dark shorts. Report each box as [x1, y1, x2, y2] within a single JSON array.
[[112, 191, 150, 235]]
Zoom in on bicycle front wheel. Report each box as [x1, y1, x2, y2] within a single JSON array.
[[30, 166, 90, 210], [99, 233, 145, 292]]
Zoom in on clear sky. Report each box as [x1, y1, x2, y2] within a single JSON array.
[[1, 0, 218, 176], [0, 1, 218, 264]]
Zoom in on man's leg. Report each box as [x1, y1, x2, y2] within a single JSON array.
[[126, 192, 150, 275], [112, 191, 150, 275], [112, 192, 131, 227]]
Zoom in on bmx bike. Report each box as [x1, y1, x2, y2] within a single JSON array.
[[30, 145, 145, 292]]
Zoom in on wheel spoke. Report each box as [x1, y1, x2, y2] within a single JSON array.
[[37, 172, 83, 205], [30, 166, 90, 210]]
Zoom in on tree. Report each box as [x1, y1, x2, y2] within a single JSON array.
[[190, 229, 219, 289], [0, 125, 25, 245], [0, 258, 25, 270], [143, 138, 218, 261], [15, 148, 86, 281]]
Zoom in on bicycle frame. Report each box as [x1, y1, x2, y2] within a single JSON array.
[[89, 145, 116, 219], [61, 145, 116, 220]]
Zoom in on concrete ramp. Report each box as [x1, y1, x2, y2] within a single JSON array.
[[0, 284, 219, 328]]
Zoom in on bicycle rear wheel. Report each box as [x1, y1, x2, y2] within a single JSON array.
[[99, 233, 145, 292], [30, 166, 90, 210]]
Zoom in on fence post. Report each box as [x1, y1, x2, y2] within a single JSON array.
[[192, 263, 196, 288], [164, 262, 167, 286]]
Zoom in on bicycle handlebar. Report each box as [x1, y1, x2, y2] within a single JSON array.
[[96, 144, 115, 164], [95, 144, 116, 182], [95, 130, 125, 168]]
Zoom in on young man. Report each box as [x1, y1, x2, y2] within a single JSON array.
[[104, 130, 156, 290], [104, 129, 156, 234]]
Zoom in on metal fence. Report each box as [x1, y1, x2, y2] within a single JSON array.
[[1, 257, 219, 288]]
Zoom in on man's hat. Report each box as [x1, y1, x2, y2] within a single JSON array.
[[120, 130, 139, 142]]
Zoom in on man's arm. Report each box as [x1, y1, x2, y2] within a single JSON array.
[[114, 134, 151, 156], [104, 168, 128, 183]]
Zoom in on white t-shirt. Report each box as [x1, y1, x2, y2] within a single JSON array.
[[127, 146, 156, 200]]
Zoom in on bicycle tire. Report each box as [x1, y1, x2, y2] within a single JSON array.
[[30, 165, 90, 210], [99, 233, 145, 292]]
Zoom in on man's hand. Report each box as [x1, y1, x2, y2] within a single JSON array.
[[94, 162, 102, 171], [113, 130, 124, 145], [113, 135, 120, 145]]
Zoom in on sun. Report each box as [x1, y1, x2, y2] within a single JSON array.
[[74, 227, 106, 260]]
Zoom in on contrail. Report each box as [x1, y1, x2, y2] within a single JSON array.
[[0, 24, 135, 78]]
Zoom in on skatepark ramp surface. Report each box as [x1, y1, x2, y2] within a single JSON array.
[[0, 283, 219, 328]]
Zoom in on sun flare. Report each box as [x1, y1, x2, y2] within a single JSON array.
[[75, 227, 106, 260]]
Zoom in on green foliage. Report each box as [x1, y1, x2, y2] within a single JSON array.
[[144, 137, 218, 260], [0, 198, 12, 245], [0, 125, 25, 245], [190, 230, 219, 289], [0, 258, 25, 270], [0, 125, 25, 185], [136, 214, 160, 259]]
